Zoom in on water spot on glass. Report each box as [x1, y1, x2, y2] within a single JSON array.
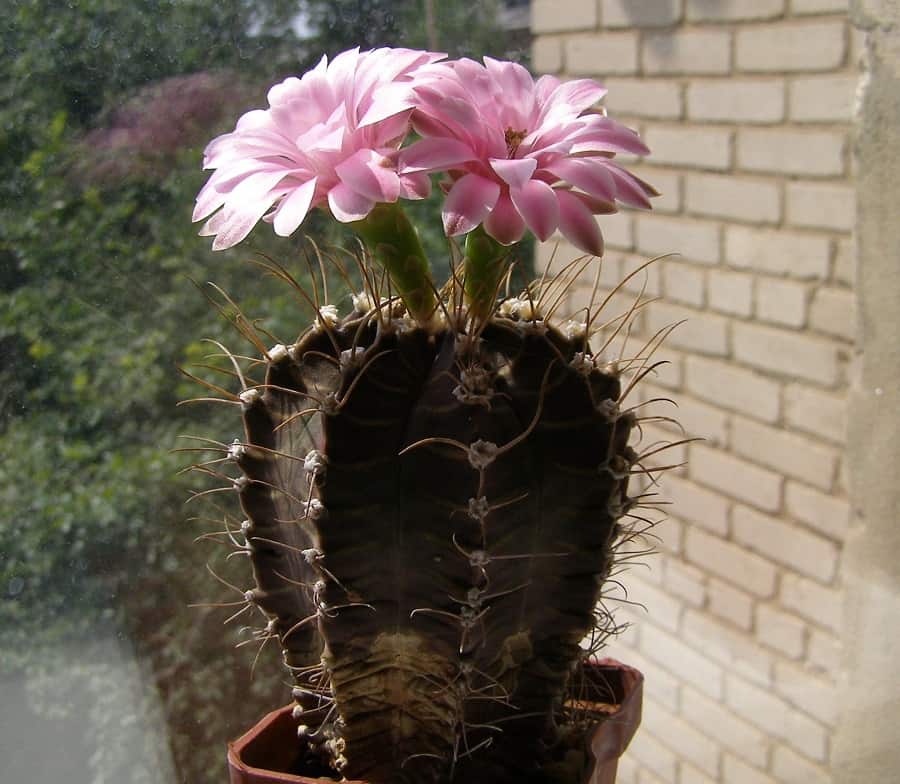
[[7, 576, 24, 598]]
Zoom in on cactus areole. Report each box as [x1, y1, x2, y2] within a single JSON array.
[[189, 48, 661, 783]]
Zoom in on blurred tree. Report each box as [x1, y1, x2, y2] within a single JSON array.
[[300, 0, 516, 59]]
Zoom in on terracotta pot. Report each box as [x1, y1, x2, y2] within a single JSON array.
[[227, 658, 643, 784]]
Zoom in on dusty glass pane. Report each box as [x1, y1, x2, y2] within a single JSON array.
[[0, 3, 529, 782]]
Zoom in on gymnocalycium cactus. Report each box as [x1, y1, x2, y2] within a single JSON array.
[[187, 49, 671, 784]]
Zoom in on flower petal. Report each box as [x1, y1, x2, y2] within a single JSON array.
[[335, 148, 401, 203], [328, 182, 375, 223], [544, 158, 618, 202], [541, 78, 607, 118], [442, 173, 500, 236], [607, 163, 657, 209], [510, 179, 559, 242], [399, 171, 432, 200], [400, 137, 475, 174], [489, 158, 537, 189], [273, 177, 317, 237], [484, 192, 526, 246], [557, 190, 603, 256]]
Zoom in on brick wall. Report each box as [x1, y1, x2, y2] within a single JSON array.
[[531, 2, 859, 782]]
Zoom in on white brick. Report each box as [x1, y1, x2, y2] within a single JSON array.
[[684, 528, 777, 597], [665, 475, 729, 535], [726, 676, 829, 761], [708, 268, 753, 317], [600, 210, 635, 250], [662, 260, 705, 306], [656, 515, 686, 557], [772, 746, 830, 784], [736, 21, 847, 72], [688, 79, 785, 123], [784, 384, 848, 445], [786, 181, 855, 232], [689, 444, 782, 513], [629, 731, 677, 781], [722, 755, 777, 784], [774, 660, 839, 727], [643, 30, 732, 75], [641, 703, 719, 777], [732, 416, 838, 491], [618, 250, 663, 294], [807, 629, 842, 678], [780, 573, 842, 632], [664, 558, 706, 606], [733, 504, 839, 582], [681, 688, 769, 768], [636, 215, 719, 264], [601, 0, 683, 27], [683, 610, 774, 686], [790, 74, 859, 122], [643, 125, 731, 170], [612, 648, 681, 711], [726, 226, 830, 280], [680, 763, 717, 784], [810, 286, 856, 341], [786, 480, 850, 540], [536, 237, 587, 276], [628, 166, 680, 212], [641, 623, 725, 698], [576, 287, 647, 334], [532, 0, 598, 33], [737, 129, 845, 177], [632, 423, 687, 478], [637, 768, 666, 784], [850, 22, 866, 66], [666, 394, 729, 446], [635, 346, 683, 389], [756, 277, 808, 328], [793, 0, 847, 12], [645, 302, 728, 356], [733, 321, 839, 385], [635, 422, 688, 474], [686, 174, 781, 224], [686, 0, 784, 21], [684, 356, 781, 423], [755, 604, 806, 658], [566, 33, 639, 76], [532, 37, 563, 74], [629, 575, 684, 632], [708, 578, 754, 629], [833, 236, 855, 286], [617, 756, 638, 784], [603, 78, 683, 120]]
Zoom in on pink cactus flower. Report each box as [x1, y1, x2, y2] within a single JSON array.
[[400, 57, 656, 256], [193, 47, 444, 250]]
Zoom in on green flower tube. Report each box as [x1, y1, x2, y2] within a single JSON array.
[[464, 225, 510, 321], [351, 203, 438, 327]]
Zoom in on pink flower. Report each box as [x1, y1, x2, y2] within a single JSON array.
[[193, 47, 444, 250], [400, 57, 657, 256]]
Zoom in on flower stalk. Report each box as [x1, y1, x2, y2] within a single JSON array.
[[351, 202, 438, 327], [463, 225, 509, 320]]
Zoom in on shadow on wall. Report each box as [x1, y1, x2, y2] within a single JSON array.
[[623, 0, 681, 57]]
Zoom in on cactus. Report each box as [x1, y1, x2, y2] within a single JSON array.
[[184, 47, 672, 784], [184, 244, 672, 783]]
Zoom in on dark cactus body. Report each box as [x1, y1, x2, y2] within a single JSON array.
[[232, 302, 635, 784]]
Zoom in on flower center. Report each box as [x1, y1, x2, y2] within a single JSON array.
[[504, 127, 527, 158]]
